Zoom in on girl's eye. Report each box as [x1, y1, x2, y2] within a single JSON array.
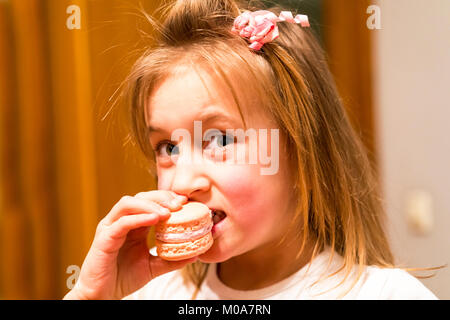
[[155, 142, 179, 157], [155, 133, 234, 158], [205, 133, 235, 149]]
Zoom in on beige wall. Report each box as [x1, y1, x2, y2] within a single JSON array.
[[373, 0, 450, 299]]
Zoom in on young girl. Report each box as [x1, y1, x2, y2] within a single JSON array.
[[64, 0, 437, 299]]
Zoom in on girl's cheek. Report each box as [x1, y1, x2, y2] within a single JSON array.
[[218, 165, 271, 221]]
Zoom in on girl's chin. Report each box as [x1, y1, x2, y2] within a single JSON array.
[[197, 241, 236, 263], [197, 248, 229, 263], [198, 255, 225, 264]]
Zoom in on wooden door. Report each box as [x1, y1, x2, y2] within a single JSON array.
[[0, 0, 162, 299]]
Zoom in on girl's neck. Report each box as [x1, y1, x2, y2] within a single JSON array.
[[217, 235, 315, 291]]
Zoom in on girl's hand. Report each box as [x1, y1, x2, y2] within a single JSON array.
[[63, 190, 193, 300]]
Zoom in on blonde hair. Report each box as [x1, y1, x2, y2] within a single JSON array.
[[123, 0, 412, 298]]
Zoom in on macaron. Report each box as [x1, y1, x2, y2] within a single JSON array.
[[155, 201, 213, 261]]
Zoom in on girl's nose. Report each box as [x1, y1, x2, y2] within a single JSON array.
[[170, 153, 211, 199]]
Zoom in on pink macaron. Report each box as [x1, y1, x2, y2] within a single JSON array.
[[155, 201, 213, 261]]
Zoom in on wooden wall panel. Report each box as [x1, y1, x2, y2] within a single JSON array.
[[1, 0, 162, 299], [323, 0, 378, 167], [0, 1, 31, 300], [45, 0, 99, 297], [9, 0, 57, 299]]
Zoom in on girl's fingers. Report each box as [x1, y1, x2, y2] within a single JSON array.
[[134, 190, 187, 210], [147, 256, 198, 281], [94, 190, 189, 253], [96, 214, 160, 253], [109, 213, 159, 240], [102, 196, 170, 226]]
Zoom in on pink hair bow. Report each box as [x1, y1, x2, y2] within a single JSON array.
[[231, 10, 310, 51]]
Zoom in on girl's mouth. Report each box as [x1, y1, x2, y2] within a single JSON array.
[[211, 209, 227, 225]]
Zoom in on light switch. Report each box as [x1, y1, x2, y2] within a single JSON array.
[[405, 189, 434, 236]]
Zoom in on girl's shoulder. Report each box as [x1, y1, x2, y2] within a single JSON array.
[[301, 248, 437, 299], [356, 266, 438, 299]]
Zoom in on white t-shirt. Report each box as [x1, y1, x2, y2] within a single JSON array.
[[127, 247, 437, 300]]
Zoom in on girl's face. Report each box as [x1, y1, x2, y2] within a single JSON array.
[[147, 67, 297, 263]]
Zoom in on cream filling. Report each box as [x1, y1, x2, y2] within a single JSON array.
[[155, 223, 213, 243]]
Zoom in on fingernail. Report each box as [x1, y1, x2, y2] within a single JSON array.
[[160, 207, 170, 214], [170, 199, 182, 207]]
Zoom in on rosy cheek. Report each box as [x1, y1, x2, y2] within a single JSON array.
[[219, 166, 269, 222]]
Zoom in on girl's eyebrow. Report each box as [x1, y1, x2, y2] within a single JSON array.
[[148, 125, 164, 134], [148, 107, 241, 134], [201, 113, 240, 127]]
